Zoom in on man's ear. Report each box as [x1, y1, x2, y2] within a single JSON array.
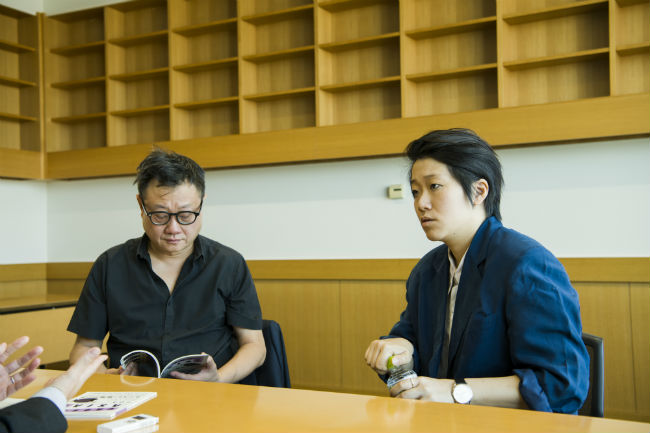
[[472, 179, 489, 205], [136, 194, 144, 215]]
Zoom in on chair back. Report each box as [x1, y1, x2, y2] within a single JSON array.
[[255, 319, 291, 388], [579, 332, 604, 417]]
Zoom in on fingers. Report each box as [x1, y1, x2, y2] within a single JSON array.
[[0, 336, 29, 364], [364, 339, 411, 375], [390, 353, 410, 369], [51, 347, 108, 399], [170, 356, 218, 382], [390, 377, 419, 398], [3, 346, 44, 375], [3, 357, 41, 398], [364, 340, 389, 375], [395, 385, 423, 400], [74, 347, 108, 376]]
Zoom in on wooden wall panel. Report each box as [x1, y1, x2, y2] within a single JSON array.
[[46, 279, 84, 296], [339, 281, 406, 395], [0, 306, 75, 364], [575, 282, 636, 420], [0, 263, 46, 281], [0, 280, 46, 299], [255, 279, 342, 391], [630, 283, 650, 421]]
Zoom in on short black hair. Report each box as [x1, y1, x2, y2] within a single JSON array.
[[134, 149, 205, 199], [405, 128, 503, 221]]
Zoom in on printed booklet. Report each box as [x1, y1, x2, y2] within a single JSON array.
[[120, 350, 210, 378], [65, 392, 157, 420]]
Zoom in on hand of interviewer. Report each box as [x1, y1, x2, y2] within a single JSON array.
[[0, 336, 43, 400], [47, 347, 108, 399]]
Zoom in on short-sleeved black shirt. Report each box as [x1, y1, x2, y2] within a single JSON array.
[[68, 234, 262, 372]]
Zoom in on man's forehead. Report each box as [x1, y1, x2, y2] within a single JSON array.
[[143, 181, 201, 199]]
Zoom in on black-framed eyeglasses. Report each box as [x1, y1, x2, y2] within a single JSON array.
[[140, 199, 203, 226]]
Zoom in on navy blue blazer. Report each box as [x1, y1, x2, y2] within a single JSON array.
[[0, 397, 67, 433], [386, 217, 589, 413]]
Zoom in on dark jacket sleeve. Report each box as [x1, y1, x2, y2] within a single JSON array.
[[384, 271, 423, 374], [0, 398, 68, 433], [507, 247, 589, 413]]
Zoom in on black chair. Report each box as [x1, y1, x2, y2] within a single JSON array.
[[579, 332, 604, 417], [254, 319, 291, 388]]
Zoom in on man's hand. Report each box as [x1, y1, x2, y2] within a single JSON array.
[[169, 353, 220, 382], [364, 338, 414, 375], [0, 336, 43, 400], [48, 347, 108, 399], [390, 376, 454, 402]]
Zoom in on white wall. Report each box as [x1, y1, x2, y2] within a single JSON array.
[[0, 0, 41, 14], [42, 0, 123, 15], [0, 180, 47, 264], [0, 0, 123, 15], [37, 136, 649, 263]]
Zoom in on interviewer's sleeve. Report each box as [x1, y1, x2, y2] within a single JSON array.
[[0, 398, 67, 433]]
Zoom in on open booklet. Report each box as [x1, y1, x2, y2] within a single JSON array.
[[65, 391, 157, 419], [120, 350, 210, 378]]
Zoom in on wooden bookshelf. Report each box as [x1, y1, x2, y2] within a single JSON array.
[[500, 0, 610, 107], [611, 0, 649, 96], [43, 7, 106, 152], [0, 0, 647, 179], [0, 5, 41, 153]]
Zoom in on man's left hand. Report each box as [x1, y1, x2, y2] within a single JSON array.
[[169, 353, 220, 382]]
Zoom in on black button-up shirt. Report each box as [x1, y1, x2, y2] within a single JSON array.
[[68, 234, 262, 373]]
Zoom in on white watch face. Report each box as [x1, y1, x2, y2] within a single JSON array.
[[453, 383, 473, 404]]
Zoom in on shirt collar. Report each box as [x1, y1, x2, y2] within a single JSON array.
[[447, 247, 467, 288], [136, 234, 205, 263]]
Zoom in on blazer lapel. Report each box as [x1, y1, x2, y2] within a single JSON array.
[[446, 217, 500, 375], [426, 247, 450, 377]]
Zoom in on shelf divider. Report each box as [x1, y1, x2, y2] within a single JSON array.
[[0, 75, 37, 88], [50, 41, 104, 56], [51, 112, 107, 124], [110, 105, 170, 117], [243, 87, 315, 102], [406, 16, 496, 40], [503, 0, 608, 25], [503, 48, 609, 70], [320, 76, 400, 92], [241, 4, 313, 25], [0, 39, 36, 53], [0, 112, 38, 122], [174, 97, 239, 110], [319, 32, 399, 52], [406, 64, 498, 82]]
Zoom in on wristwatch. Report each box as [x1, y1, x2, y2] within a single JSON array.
[[451, 378, 473, 404]]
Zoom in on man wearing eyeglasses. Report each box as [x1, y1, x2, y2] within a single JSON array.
[[66, 149, 266, 384]]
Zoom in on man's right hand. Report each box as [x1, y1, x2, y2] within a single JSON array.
[[364, 338, 414, 376]]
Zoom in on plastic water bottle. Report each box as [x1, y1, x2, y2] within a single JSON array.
[[386, 355, 417, 389]]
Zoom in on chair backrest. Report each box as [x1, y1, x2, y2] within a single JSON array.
[[579, 332, 604, 417], [254, 319, 291, 388]]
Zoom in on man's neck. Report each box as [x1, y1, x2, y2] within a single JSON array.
[[148, 245, 194, 264]]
